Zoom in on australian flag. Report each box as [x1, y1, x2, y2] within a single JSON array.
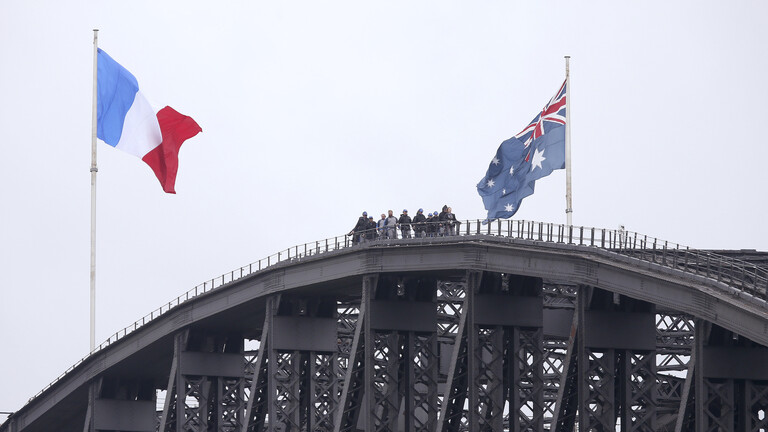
[[477, 80, 566, 220]]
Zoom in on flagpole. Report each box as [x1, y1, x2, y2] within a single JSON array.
[[564, 56, 573, 226], [90, 29, 99, 352]]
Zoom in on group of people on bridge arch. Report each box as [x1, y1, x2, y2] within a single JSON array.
[[349, 206, 458, 244]]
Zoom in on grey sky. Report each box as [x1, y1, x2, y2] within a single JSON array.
[[1, 0, 766, 414]]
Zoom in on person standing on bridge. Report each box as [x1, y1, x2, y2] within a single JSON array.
[[413, 208, 427, 238], [366, 216, 377, 241], [377, 213, 387, 239], [444, 206, 458, 235], [386, 210, 398, 239], [399, 209, 412, 238], [438, 205, 449, 236], [350, 211, 368, 244], [425, 212, 436, 237]]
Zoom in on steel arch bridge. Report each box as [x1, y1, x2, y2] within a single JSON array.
[[2, 220, 768, 432]]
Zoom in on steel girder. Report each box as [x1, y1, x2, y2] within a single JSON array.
[[363, 275, 441, 432], [655, 313, 695, 431], [745, 381, 768, 432], [507, 326, 546, 431], [436, 285, 470, 432], [158, 330, 248, 432], [75, 271, 768, 432], [438, 271, 547, 432], [335, 274, 444, 432], [542, 282, 577, 430], [694, 321, 768, 432], [243, 309, 270, 432], [11, 240, 768, 432], [335, 275, 374, 432], [576, 287, 658, 432], [265, 295, 340, 432]]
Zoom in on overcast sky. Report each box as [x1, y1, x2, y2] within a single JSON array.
[[1, 0, 767, 415]]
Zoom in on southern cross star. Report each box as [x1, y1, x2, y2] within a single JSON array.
[[492, 157, 500, 165], [509, 166, 515, 175], [504, 203, 515, 212], [486, 179, 495, 188], [530, 147, 546, 172]]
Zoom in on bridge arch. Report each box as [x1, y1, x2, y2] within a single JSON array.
[[3, 222, 767, 432]]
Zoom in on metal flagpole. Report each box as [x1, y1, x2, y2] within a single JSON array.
[[564, 56, 573, 226], [90, 29, 99, 352]]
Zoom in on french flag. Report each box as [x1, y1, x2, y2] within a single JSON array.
[[97, 49, 202, 193]]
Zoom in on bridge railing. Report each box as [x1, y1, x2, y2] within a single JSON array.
[[457, 219, 768, 300], [28, 219, 767, 404]]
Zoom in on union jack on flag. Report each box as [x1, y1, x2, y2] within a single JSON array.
[[477, 79, 568, 221], [515, 80, 567, 150]]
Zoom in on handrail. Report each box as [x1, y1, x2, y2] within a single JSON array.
[[25, 219, 767, 404]]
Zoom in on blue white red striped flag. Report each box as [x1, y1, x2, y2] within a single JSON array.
[[97, 49, 202, 193]]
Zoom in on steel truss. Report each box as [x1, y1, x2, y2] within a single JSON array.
[[157, 331, 248, 432], [337, 300, 361, 391], [575, 349, 657, 431], [365, 276, 440, 432], [437, 289, 470, 432], [542, 282, 577, 430], [655, 312, 695, 431], [266, 350, 338, 431], [244, 313, 270, 432], [576, 288, 658, 432], [439, 271, 547, 432], [473, 325, 505, 431], [364, 330, 439, 432], [334, 277, 372, 432], [746, 381, 768, 431], [435, 279, 468, 431], [75, 271, 768, 432], [695, 321, 768, 432], [267, 296, 339, 432]]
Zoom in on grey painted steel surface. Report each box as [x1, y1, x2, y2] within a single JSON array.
[[271, 316, 338, 352], [2, 236, 768, 431], [92, 399, 155, 431]]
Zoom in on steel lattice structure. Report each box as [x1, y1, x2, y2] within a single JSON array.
[[2, 230, 768, 432]]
